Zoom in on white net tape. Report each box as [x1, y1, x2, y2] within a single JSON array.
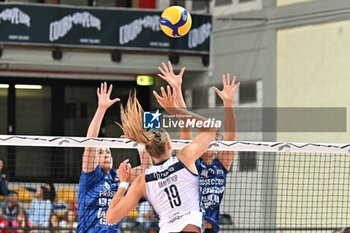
[[0, 135, 349, 153]]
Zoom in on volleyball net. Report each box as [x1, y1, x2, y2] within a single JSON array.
[[0, 135, 349, 233]]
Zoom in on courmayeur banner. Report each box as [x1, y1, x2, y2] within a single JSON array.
[[0, 3, 211, 53]]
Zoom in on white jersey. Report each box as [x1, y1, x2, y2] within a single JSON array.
[[145, 156, 203, 233]]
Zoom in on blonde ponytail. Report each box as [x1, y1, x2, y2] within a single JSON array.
[[118, 91, 170, 158], [119, 92, 150, 144]]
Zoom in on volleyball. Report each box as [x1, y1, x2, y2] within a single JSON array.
[[160, 6, 192, 38]]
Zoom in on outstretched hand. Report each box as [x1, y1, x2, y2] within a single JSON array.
[[157, 61, 186, 90], [213, 74, 240, 105], [153, 85, 177, 109], [97, 82, 120, 110]]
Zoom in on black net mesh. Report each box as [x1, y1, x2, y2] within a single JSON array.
[[0, 146, 348, 233]]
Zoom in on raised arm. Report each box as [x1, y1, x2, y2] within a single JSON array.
[[213, 74, 240, 170], [82, 82, 120, 173], [106, 173, 146, 224], [158, 61, 192, 140], [154, 86, 217, 171], [158, 61, 186, 109]]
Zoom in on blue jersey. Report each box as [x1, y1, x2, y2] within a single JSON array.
[[77, 165, 120, 233], [196, 157, 228, 233]]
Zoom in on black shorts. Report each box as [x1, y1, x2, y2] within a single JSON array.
[[174, 231, 200, 233], [171, 231, 199, 233], [179, 232, 199, 233], [205, 229, 216, 233]]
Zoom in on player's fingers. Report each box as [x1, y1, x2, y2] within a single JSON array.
[[153, 91, 162, 100], [166, 85, 173, 99], [158, 67, 167, 77], [121, 159, 129, 165], [162, 62, 170, 74], [107, 84, 113, 95], [234, 82, 241, 91], [161, 87, 167, 98], [231, 76, 236, 87], [112, 98, 120, 104], [157, 73, 167, 80], [212, 87, 222, 98], [168, 60, 173, 74], [104, 82, 107, 93], [179, 67, 186, 77]]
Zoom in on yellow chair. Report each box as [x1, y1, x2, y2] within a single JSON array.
[[57, 188, 75, 203], [126, 207, 138, 219], [12, 186, 34, 202]]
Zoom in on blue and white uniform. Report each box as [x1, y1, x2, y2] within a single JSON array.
[[145, 157, 203, 233], [77, 165, 120, 233], [196, 158, 228, 233]]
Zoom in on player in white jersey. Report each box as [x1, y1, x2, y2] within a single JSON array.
[[106, 85, 217, 233], [145, 154, 202, 232], [156, 62, 239, 233]]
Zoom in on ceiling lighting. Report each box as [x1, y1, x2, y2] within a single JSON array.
[[0, 84, 42, 89], [15, 85, 42, 89]]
